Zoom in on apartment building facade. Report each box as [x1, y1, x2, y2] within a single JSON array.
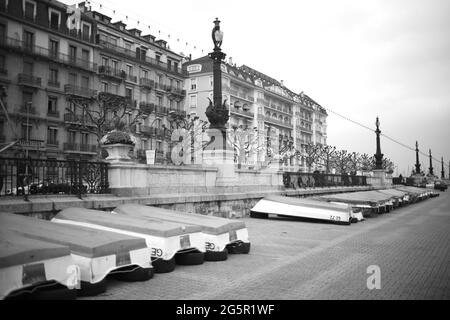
[[184, 56, 328, 171], [0, 0, 187, 164]]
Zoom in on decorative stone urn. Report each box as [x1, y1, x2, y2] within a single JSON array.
[[100, 130, 135, 162], [102, 143, 133, 161]]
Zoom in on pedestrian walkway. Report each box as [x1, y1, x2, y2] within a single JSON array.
[[82, 191, 450, 300]]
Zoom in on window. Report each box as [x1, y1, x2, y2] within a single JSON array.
[[24, 1, 35, 20], [81, 23, 91, 41], [49, 68, 58, 86], [68, 73, 77, 85], [111, 60, 118, 72], [169, 99, 174, 110], [109, 37, 117, 46], [167, 59, 172, 71], [0, 23, 5, 41], [69, 45, 77, 62], [47, 127, 58, 145], [111, 83, 118, 94], [47, 96, 57, 115], [174, 62, 178, 71], [155, 54, 161, 62], [81, 132, 88, 145], [190, 78, 197, 91], [49, 10, 60, 29], [0, 121, 4, 140], [22, 91, 33, 105], [81, 76, 89, 89], [157, 96, 162, 107], [0, 55, 5, 74], [101, 82, 108, 92], [24, 31, 34, 51], [125, 88, 132, 101], [49, 39, 58, 58], [21, 124, 32, 140], [81, 49, 89, 62], [124, 41, 132, 51], [68, 131, 76, 144], [142, 69, 148, 79], [126, 65, 132, 76], [190, 95, 197, 109]]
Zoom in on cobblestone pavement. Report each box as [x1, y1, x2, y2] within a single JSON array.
[[83, 191, 450, 300]]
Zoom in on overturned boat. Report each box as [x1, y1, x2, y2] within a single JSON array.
[[0, 229, 79, 300], [113, 204, 251, 260], [53, 207, 206, 272], [317, 190, 395, 215], [250, 195, 356, 225], [1, 212, 152, 296]]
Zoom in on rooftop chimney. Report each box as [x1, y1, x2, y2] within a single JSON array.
[[280, 80, 284, 86], [228, 57, 233, 65]]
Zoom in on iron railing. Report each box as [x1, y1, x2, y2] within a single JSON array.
[[282, 172, 367, 189], [0, 157, 109, 199]]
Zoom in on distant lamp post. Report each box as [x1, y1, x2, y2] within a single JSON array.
[[205, 18, 229, 141], [374, 116, 384, 170], [414, 141, 421, 174], [441, 157, 445, 179], [429, 149, 434, 176]]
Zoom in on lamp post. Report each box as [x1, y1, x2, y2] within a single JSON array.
[[374, 117, 384, 170], [441, 157, 445, 179], [414, 141, 421, 174], [428, 149, 434, 176], [205, 18, 229, 147]]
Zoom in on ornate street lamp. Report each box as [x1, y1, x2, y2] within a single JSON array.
[[205, 18, 229, 144], [414, 141, 421, 174], [374, 116, 384, 170], [428, 149, 434, 176]]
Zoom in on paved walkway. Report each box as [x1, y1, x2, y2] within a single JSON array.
[[83, 191, 450, 300]]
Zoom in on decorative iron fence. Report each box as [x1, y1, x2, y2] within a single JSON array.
[[0, 158, 109, 199], [282, 171, 367, 189]]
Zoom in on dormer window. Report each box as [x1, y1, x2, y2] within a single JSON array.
[[81, 22, 91, 41], [49, 9, 61, 30], [23, 0, 36, 20]]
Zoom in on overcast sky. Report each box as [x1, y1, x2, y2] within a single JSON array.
[[64, 0, 450, 176]]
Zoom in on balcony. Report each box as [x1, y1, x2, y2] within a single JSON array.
[[140, 126, 165, 139], [46, 139, 59, 147], [0, 37, 97, 72], [17, 138, 45, 150], [265, 117, 293, 129], [125, 73, 137, 83], [139, 102, 155, 114], [168, 109, 187, 118], [47, 110, 60, 118], [64, 113, 95, 127], [47, 80, 60, 88], [98, 65, 126, 81], [140, 78, 155, 90], [17, 104, 37, 115], [18, 74, 41, 88], [64, 85, 97, 98], [166, 86, 186, 98], [63, 142, 97, 153], [154, 105, 169, 115], [96, 39, 186, 76], [231, 107, 254, 119], [154, 82, 168, 92]]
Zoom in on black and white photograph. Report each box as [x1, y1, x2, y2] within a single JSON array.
[[0, 0, 449, 308]]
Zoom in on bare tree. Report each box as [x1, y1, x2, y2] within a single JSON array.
[[227, 125, 267, 168], [66, 92, 145, 158], [359, 153, 373, 174], [347, 152, 361, 175], [332, 149, 351, 174], [317, 145, 336, 174], [304, 142, 322, 173]]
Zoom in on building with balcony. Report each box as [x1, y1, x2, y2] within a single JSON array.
[[0, 0, 99, 161], [183, 56, 327, 170], [0, 0, 188, 164]]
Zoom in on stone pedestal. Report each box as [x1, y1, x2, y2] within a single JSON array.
[[203, 149, 238, 187], [102, 143, 133, 162], [370, 169, 392, 187]]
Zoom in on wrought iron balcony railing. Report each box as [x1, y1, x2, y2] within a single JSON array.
[[64, 85, 97, 98], [18, 73, 41, 87]]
